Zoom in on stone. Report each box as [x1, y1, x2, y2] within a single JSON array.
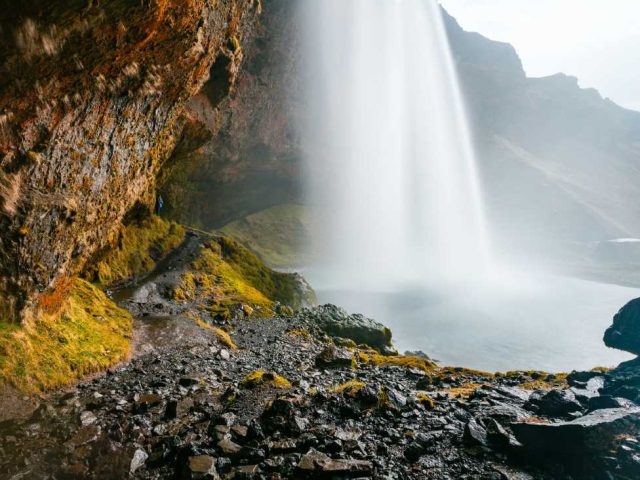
[[166, 397, 194, 419], [315, 345, 353, 369], [300, 304, 394, 352], [216, 412, 237, 426], [524, 389, 583, 418], [80, 411, 97, 426], [179, 376, 201, 387], [604, 298, 640, 354], [463, 418, 488, 447], [135, 393, 163, 411], [130, 448, 148, 476], [184, 455, 220, 479], [217, 438, 242, 455], [297, 448, 372, 474], [588, 395, 634, 411], [512, 407, 640, 454]]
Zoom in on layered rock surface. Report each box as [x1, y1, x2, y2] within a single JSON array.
[[0, 0, 260, 321]]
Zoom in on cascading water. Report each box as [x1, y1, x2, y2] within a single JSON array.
[[301, 0, 490, 290], [298, 0, 637, 372]]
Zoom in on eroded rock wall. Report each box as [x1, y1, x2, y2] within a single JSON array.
[[0, 0, 260, 322], [159, 0, 300, 228]]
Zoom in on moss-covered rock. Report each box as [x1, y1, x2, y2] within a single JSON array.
[[86, 215, 185, 287], [0, 278, 132, 392], [174, 236, 315, 315], [298, 304, 394, 354]]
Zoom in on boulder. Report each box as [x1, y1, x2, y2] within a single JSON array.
[[604, 298, 640, 354], [315, 345, 353, 369], [512, 407, 640, 455], [524, 389, 584, 418], [301, 304, 395, 353], [183, 456, 220, 480]]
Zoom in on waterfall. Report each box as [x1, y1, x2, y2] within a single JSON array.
[[301, 0, 491, 290]]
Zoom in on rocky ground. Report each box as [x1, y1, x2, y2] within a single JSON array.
[[1, 237, 640, 479]]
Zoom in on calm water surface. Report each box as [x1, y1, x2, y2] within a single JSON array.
[[314, 274, 637, 373]]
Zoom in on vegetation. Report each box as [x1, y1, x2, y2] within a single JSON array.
[[416, 392, 436, 409], [354, 349, 436, 374], [0, 279, 132, 392], [240, 370, 292, 389], [89, 215, 185, 286], [174, 236, 314, 317], [330, 379, 366, 397], [220, 204, 311, 269]]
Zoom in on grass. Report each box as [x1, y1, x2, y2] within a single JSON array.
[[220, 204, 311, 269], [174, 236, 315, 316], [501, 370, 569, 390], [89, 215, 185, 286], [0, 278, 132, 392], [416, 392, 436, 409], [446, 382, 484, 398], [240, 370, 292, 389], [330, 379, 366, 397], [354, 349, 437, 374]]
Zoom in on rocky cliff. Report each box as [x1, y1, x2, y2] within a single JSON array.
[[159, 0, 299, 229], [0, 0, 261, 322]]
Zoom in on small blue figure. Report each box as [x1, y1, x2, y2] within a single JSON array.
[[156, 194, 164, 215]]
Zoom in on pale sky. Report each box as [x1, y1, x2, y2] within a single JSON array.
[[440, 0, 640, 111]]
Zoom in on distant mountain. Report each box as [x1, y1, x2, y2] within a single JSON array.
[[444, 9, 640, 270]]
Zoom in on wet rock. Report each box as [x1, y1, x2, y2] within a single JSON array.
[[130, 449, 149, 476], [217, 438, 242, 456], [604, 298, 640, 354], [463, 418, 488, 447], [166, 398, 194, 419], [135, 393, 163, 411], [183, 455, 220, 479], [588, 395, 634, 411], [512, 407, 640, 454], [315, 345, 353, 369], [297, 448, 372, 474], [179, 376, 201, 387], [300, 304, 394, 353], [524, 389, 583, 418], [404, 441, 426, 462], [79, 411, 97, 426]]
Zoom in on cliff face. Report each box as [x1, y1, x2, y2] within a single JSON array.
[[159, 0, 299, 228], [0, 0, 260, 322]]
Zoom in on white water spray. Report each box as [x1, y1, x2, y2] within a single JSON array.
[[301, 0, 490, 289]]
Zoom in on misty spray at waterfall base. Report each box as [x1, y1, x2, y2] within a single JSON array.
[[298, 0, 635, 372]]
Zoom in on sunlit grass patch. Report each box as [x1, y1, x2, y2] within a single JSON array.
[[0, 279, 132, 392]]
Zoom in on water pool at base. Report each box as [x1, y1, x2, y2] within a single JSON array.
[[314, 274, 637, 373]]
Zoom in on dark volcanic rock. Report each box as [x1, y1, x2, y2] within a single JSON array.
[[524, 389, 584, 418], [301, 304, 395, 353], [512, 407, 640, 455], [315, 344, 353, 369], [604, 298, 640, 355]]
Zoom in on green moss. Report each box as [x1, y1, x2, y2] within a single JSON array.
[[416, 392, 436, 409], [0, 279, 132, 392], [175, 236, 315, 314], [240, 370, 291, 389], [89, 215, 185, 286], [220, 204, 311, 269], [330, 379, 366, 397]]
